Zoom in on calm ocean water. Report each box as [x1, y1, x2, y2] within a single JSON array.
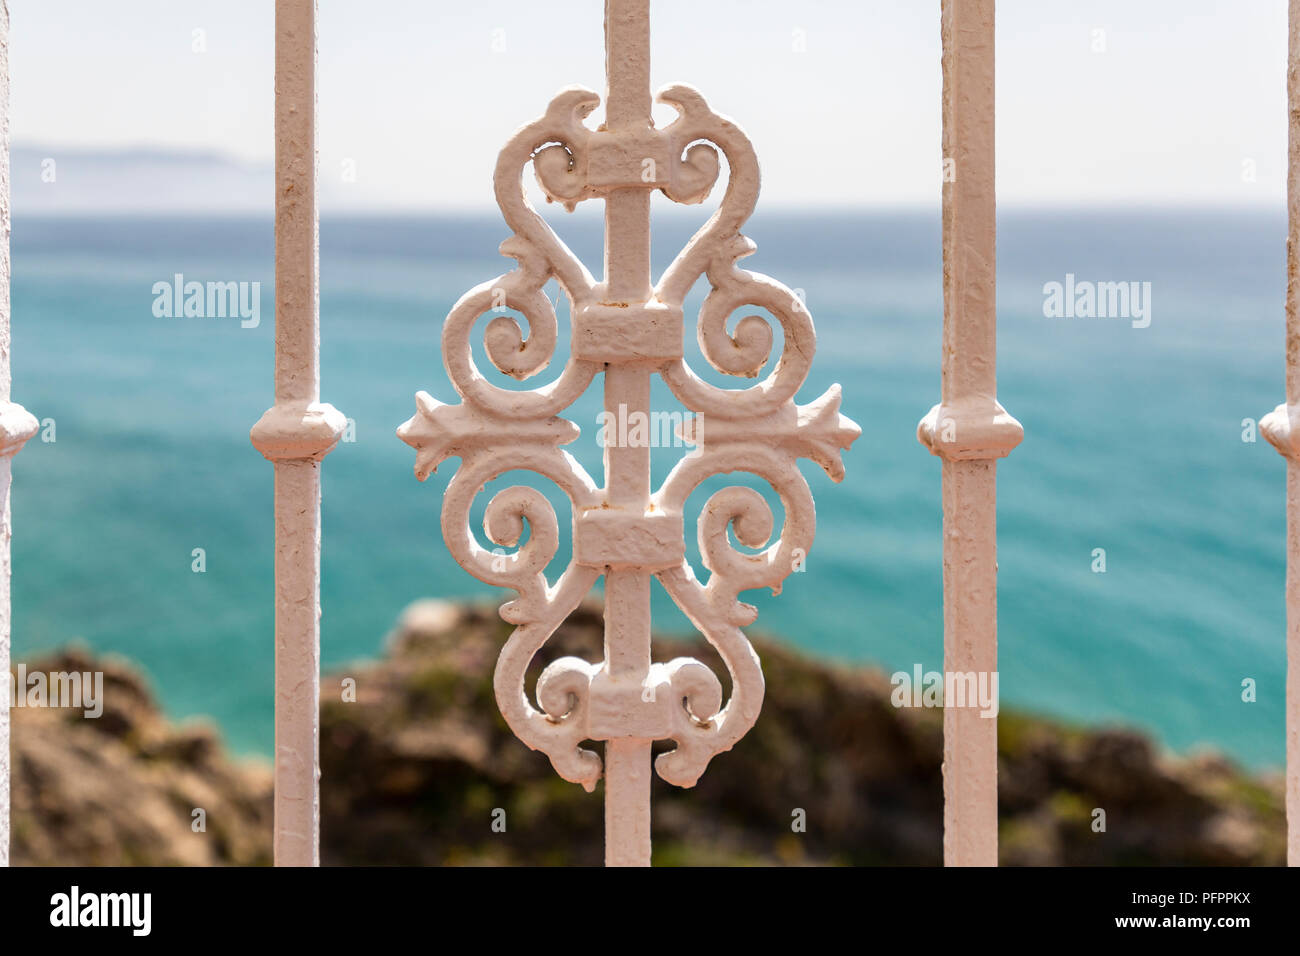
[[10, 207, 1290, 769]]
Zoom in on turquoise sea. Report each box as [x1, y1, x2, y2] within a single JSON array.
[[10, 207, 1290, 769]]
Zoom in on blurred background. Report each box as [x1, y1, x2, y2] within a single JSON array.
[[5, 1, 1294, 864]]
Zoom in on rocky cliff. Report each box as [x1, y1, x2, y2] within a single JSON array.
[[9, 600, 1285, 865]]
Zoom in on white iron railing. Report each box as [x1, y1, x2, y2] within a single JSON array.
[[917, 0, 1023, 866], [1259, 0, 1300, 872], [248, 0, 347, 867], [0, 0, 39, 869], [398, 0, 858, 867], [0, 0, 1295, 870]]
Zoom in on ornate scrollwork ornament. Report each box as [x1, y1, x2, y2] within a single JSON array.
[[399, 43, 858, 812]]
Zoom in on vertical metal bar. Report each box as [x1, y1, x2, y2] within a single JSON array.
[[942, 0, 997, 867], [939, 459, 999, 865], [1286, 0, 1300, 869], [0, 0, 12, 873], [601, 0, 653, 868], [401, 0, 858, 871], [251, 0, 345, 867], [919, 0, 1021, 867], [1287, 470, 1300, 865], [1262, 0, 1300, 868], [0, 0, 38, 869], [940, 0, 997, 414]]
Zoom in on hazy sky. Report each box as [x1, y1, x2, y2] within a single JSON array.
[[7, 0, 1290, 210]]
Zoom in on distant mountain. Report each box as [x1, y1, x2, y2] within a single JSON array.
[[10, 144, 273, 215]]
